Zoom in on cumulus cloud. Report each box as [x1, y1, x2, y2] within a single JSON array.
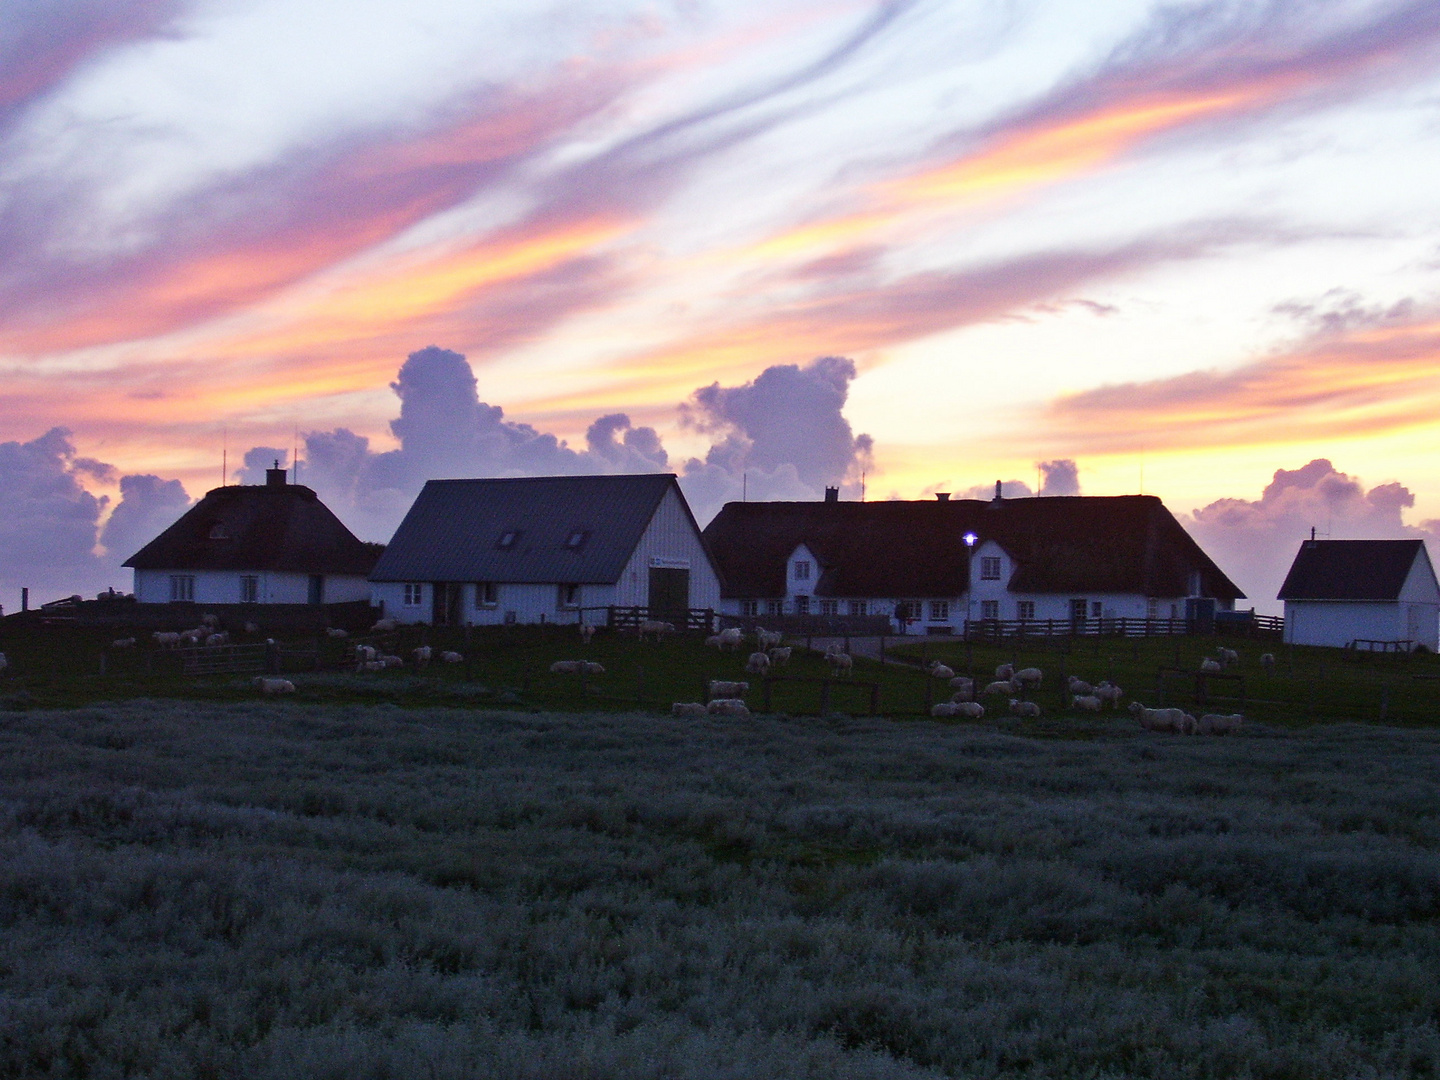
[[233, 447, 289, 486], [677, 356, 874, 522], [1183, 459, 1440, 613], [1037, 459, 1080, 496], [99, 474, 191, 564]]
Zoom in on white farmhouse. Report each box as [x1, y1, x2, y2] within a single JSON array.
[[368, 474, 721, 626], [1278, 539, 1440, 651], [123, 466, 379, 605]]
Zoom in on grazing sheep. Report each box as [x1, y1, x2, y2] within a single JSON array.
[[954, 700, 985, 719], [1008, 699, 1042, 718], [1260, 652, 1276, 673], [1198, 712, 1244, 735], [706, 698, 751, 717], [582, 662, 605, 676], [370, 618, 397, 633], [356, 645, 378, 662], [949, 676, 974, 692], [705, 635, 723, 649], [413, 645, 432, 666], [325, 627, 348, 639], [252, 677, 295, 695], [982, 679, 1016, 696], [826, 651, 854, 676], [926, 661, 955, 679], [440, 651, 464, 663], [152, 631, 181, 647], [181, 629, 208, 645], [1071, 694, 1102, 712], [949, 688, 975, 703], [1094, 682, 1125, 708], [671, 702, 707, 718], [931, 700, 983, 719], [708, 680, 749, 699], [360, 660, 386, 672], [1217, 647, 1239, 666], [715, 627, 745, 651], [579, 624, 596, 645], [1013, 667, 1043, 688], [244, 621, 260, 635], [1199, 657, 1223, 674], [111, 637, 136, 649], [995, 663, 1015, 680], [201, 614, 219, 628], [379, 655, 404, 668], [550, 660, 585, 674], [638, 620, 675, 641], [768, 646, 792, 667], [1066, 676, 1093, 695], [1130, 702, 1190, 733], [755, 628, 782, 651], [745, 651, 771, 675]]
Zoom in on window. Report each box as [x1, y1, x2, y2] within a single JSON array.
[[980, 600, 999, 620], [239, 575, 258, 603], [1069, 598, 1087, 621], [169, 575, 194, 602], [980, 556, 1001, 580], [793, 560, 811, 581], [794, 595, 810, 615], [1147, 598, 1158, 620], [564, 530, 587, 550], [897, 601, 920, 621], [558, 583, 581, 609], [476, 582, 498, 608], [497, 531, 519, 550], [403, 583, 423, 607], [1017, 600, 1035, 620], [765, 599, 782, 617], [929, 600, 949, 621], [819, 599, 838, 616], [848, 600, 867, 617], [1091, 601, 1104, 619], [740, 599, 759, 617]]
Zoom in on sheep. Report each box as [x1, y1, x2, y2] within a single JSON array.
[[1260, 652, 1276, 673], [370, 618, 397, 632], [826, 651, 853, 676], [252, 677, 295, 694], [932, 701, 984, 719], [705, 635, 723, 649], [413, 645, 432, 666], [768, 646, 792, 667], [1217, 647, 1239, 666], [355, 645, 378, 662], [745, 651, 771, 675], [755, 628, 782, 651], [583, 662, 605, 676], [550, 660, 585, 674], [955, 701, 985, 719], [201, 613, 219, 628], [1071, 694, 1102, 712], [244, 621, 260, 635], [708, 680, 750, 699], [111, 637, 136, 649], [706, 698, 751, 717], [638, 620, 675, 642], [440, 651, 464, 664], [1013, 667, 1043, 688], [1198, 713, 1244, 735], [671, 702, 708, 718], [949, 676, 974, 692], [325, 627, 348, 639], [949, 687, 975, 703], [1199, 657, 1223, 674], [152, 631, 181, 647], [379, 655, 404, 668], [1094, 682, 1125, 708], [1066, 676, 1093, 695], [926, 661, 955, 679], [205, 633, 229, 647], [995, 662, 1015, 680], [579, 624, 596, 645], [714, 627, 745, 651], [1129, 702, 1193, 733], [982, 679, 1016, 696], [1009, 699, 1042, 718], [361, 660, 386, 672]]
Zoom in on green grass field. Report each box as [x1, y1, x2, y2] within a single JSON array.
[[0, 699, 1437, 1078]]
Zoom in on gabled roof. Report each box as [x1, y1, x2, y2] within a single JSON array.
[[1277, 539, 1432, 601], [123, 482, 380, 576], [702, 494, 1244, 600], [369, 473, 693, 584]]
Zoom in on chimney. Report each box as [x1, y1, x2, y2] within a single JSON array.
[[993, 480, 1003, 501], [266, 459, 287, 487], [824, 486, 839, 503], [935, 492, 949, 501]]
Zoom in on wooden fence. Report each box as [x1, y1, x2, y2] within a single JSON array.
[[961, 614, 1282, 642], [607, 607, 716, 635]]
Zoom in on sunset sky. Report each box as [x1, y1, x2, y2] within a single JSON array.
[[4, 0, 1440, 612]]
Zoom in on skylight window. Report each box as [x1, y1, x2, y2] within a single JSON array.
[[497, 531, 519, 550], [564, 530, 588, 550], [208, 524, 229, 539]]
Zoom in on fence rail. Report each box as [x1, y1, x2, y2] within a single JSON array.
[[175, 642, 268, 675], [607, 607, 716, 635], [960, 614, 1282, 642]]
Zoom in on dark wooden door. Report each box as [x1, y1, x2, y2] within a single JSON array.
[[432, 582, 463, 626], [648, 567, 690, 622]]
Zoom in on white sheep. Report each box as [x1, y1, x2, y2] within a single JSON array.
[[379, 655, 404, 668], [768, 646, 792, 667], [638, 620, 675, 641], [949, 688, 975, 703], [440, 651, 464, 663], [201, 613, 219, 628], [708, 680, 749, 699], [671, 702, 708, 718], [360, 660, 386, 672], [949, 676, 974, 692], [244, 621, 260, 635], [715, 627, 745, 651], [550, 660, 585, 674], [931, 700, 983, 719], [1071, 694, 1102, 712], [982, 679, 1016, 696], [706, 698, 751, 717], [930, 702, 965, 718], [152, 631, 180, 647], [1094, 682, 1125, 708], [1066, 676, 1093, 695], [705, 635, 723, 650], [356, 645, 378, 662], [325, 627, 348, 639], [252, 677, 295, 694], [370, 618, 397, 632], [1217, 647, 1239, 666], [745, 651, 771, 675], [1013, 667, 1043, 688], [926, 661, 955, 679], [580, 624, 596, 645], [995, 663, 1015, 680], [755, 628, 782, 650], [826, 651, 853, 675], [413, 645, 432, 666], [1129, 702, 1194, 733], [583, 662, 605, 675], [1260, 652, 1276, 673], [111, 637, 136, 649], [206, 632, 229, 646], [1009, 699, 1042, 718], [1198, 713, 1244, 735], [1199, 657, 1223, 674]]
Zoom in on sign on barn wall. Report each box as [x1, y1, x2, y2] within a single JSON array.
[[650, 557, 690, 569]]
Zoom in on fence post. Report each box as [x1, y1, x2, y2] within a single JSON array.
[[635, 664, 644, 704], [819, 678, 831, 717], [879, 635, 885, 665]]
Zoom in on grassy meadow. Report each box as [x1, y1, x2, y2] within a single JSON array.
[[1, 697, 1438, 1078]]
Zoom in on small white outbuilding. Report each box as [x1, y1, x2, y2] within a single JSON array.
[[1278, 539, 1440, 651]]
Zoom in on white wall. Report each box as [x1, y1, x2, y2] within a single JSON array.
[[614, 486, 723, 611], [1284, 601, 1403, 648], [134, 568, 368, 605]]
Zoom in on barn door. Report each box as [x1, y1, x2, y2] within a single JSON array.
[[432, 582, 463, 626], [648, 567, 690, 623]]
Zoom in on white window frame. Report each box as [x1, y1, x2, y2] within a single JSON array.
[[819, 599, 838, 616], [402, 583, 423, 607], [740, 599, 759, 617], [929, 600, 949, 621], [765, 599, 782, 617], [169, 575, 194, 603], [793, 560, 811, 581], [980, 599, 999, 620], [476, 582, 498, 608], [239, 575, 259, 604], [848, 600, 867, 617], [558, 583, 581, 609], [1017, 600, 1035, 620], [1091, 601, 1104, 619], [980, 556, 1002, 581]]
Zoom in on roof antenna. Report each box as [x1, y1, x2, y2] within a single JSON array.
[[743, 471, 747, 502], [1311, 526, 1316, 542], [292, 427, 299, 485], [861, 470, 866, 502], [221, 427, 227, 487]]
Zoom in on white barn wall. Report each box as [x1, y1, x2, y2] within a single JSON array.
[[615, 487, 722, 611], [1284, 601, 1402, 648], [134, 568, 369, 606]]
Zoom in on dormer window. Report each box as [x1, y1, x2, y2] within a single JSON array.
[[497, 530, 519, 550], [980, 556, 1001, 580], [208, 524, 229, 540], [793, 560, 811, 581], [564, 530, 588, 550]]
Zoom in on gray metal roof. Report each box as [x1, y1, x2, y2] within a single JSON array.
[[369, 473, 684, 583], [1277, 539, 1432, 601]]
